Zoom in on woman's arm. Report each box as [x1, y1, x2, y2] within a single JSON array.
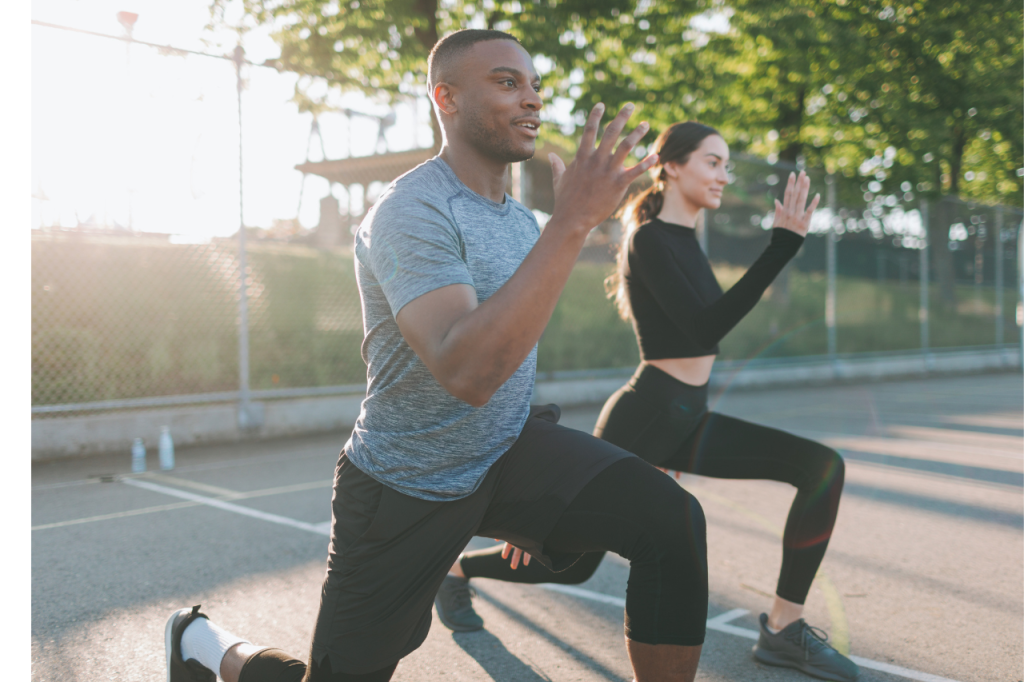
[[632, 171, 818, 350]]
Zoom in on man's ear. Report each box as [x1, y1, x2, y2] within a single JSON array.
[[433, 83, 457, 116]]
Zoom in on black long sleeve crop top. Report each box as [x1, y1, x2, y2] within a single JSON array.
[[624, 218, 805, 359]]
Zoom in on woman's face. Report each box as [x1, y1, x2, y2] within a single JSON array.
[[664, 134, 730, 211]]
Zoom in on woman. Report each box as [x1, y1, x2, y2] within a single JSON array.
[[438, 122, 859, 682]]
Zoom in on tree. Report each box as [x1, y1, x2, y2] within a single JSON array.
[[211, 0, 471, 146], [819, 0, 1023, 303]]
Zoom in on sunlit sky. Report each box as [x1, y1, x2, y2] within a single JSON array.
[[32, 0, 443, 242], [30, 2, 731, 242]]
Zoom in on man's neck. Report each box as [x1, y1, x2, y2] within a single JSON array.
[[439, 141, 510, 204]]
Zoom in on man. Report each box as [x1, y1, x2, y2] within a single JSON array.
[[165, 29, 708, 682]]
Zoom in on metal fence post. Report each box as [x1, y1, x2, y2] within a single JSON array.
[[995, 206, 1004, 347], [826, 175, 837, 364], [232, 45, 258, 431], [1018, 219, 1023, 370], [919, 198, 931, 369]]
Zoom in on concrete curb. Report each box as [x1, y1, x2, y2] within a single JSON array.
[[32, 347, 1020, 461]]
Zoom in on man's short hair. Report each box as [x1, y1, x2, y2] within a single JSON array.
[[427, 29, 521, 89]]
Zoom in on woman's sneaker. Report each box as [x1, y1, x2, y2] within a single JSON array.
[[752, 613, 860, 681], [434, 575, 484, 632], [165, 605, 216, 682]]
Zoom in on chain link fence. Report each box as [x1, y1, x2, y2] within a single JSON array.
[[31, 23, 1023, 420]]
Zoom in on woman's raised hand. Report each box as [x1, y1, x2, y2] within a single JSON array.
[[773, 171, 820, 237]]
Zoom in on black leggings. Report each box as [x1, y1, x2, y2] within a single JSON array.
[[238, 457, 708, 681], [463, 363, 845, 605]]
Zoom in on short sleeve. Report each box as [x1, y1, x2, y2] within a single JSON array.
[[363, 195, 476, 316]]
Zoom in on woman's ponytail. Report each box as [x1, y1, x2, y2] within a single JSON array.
[[605, 179, 665, 320], [604, 121, 720, 322]]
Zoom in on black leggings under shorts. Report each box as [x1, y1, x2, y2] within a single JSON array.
[[237, 404, 708, 682], [461, 362, 845, 606]]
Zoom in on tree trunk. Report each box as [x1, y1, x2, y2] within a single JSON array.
[[770, 84, 806, 305]]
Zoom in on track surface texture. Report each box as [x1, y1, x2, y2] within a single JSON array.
[[32, 373, 1023, 682]]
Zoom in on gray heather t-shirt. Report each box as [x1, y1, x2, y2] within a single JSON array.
[[343, 157, 541, 501]]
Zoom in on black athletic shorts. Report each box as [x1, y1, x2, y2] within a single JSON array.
[[308, 404, 634, 675]]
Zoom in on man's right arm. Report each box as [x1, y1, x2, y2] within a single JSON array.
[[396, 103, 658, 407]]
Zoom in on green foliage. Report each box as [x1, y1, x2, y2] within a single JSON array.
[[32, 240, 242, 405], [212, 0, 452, 96], [537, 260, 640, 372], [215, 0, 1021, 209], [32, 239, 1016, 407]]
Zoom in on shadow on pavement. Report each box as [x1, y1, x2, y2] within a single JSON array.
[[452, 629, 555, 682], [843, 481, 1024, 529], [473, 589, 624, 682], [840, 449, 1023, 487]]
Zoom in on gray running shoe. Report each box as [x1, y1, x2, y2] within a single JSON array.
[[752, 613, 860, 681], [434, 575, 484, 632]]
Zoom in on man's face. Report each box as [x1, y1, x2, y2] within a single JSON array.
[[445, 40, 544, 163]]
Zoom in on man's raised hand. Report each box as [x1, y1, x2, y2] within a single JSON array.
[[547, 103, 658, 235]]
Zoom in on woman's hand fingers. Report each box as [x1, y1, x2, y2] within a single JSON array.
[[800, 193, 821, 229], [794, 172, 810, 215], [783, 172, 796, 212], [774, 199, 786, 229]]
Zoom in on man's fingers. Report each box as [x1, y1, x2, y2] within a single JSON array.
[[597, 103, 635, 155], [523, 553, 531, 567], [623, 153, 660, 183], [510, 548, 521, 570], [549, 153, 566, 188], [614, 121, 650, 163], [577, 103, 605, 155], [501, 543, 511, 560]]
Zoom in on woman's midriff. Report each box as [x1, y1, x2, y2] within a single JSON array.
[[647, 355, 716, 387]]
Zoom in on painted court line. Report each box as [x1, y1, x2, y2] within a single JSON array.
[[122, 478, 330, 536], [131, 478, 962, 682], [542, 586, 961, 682]]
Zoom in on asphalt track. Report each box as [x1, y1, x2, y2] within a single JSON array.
[[32, 373, 1023, 681]]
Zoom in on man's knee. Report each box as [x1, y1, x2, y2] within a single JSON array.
[[627, 471, 707, 572], [623, 475, 708, 646]]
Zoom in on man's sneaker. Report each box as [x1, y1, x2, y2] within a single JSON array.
[[165, 605, 217, 682], [434, 575, 484, 632], [752, 613, 860, 681]]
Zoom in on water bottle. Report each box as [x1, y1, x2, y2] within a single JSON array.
[[131, 438, 146, 473], [158, 426, 175, 471]]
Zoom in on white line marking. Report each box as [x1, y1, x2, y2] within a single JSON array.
[[705, 607, 758, 641], [540, 583, 625, 607], [128, 479, 964, 682], [543, 587, 962, 682], [122, 478, 330, 536], [32, 500, 202, 531]]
